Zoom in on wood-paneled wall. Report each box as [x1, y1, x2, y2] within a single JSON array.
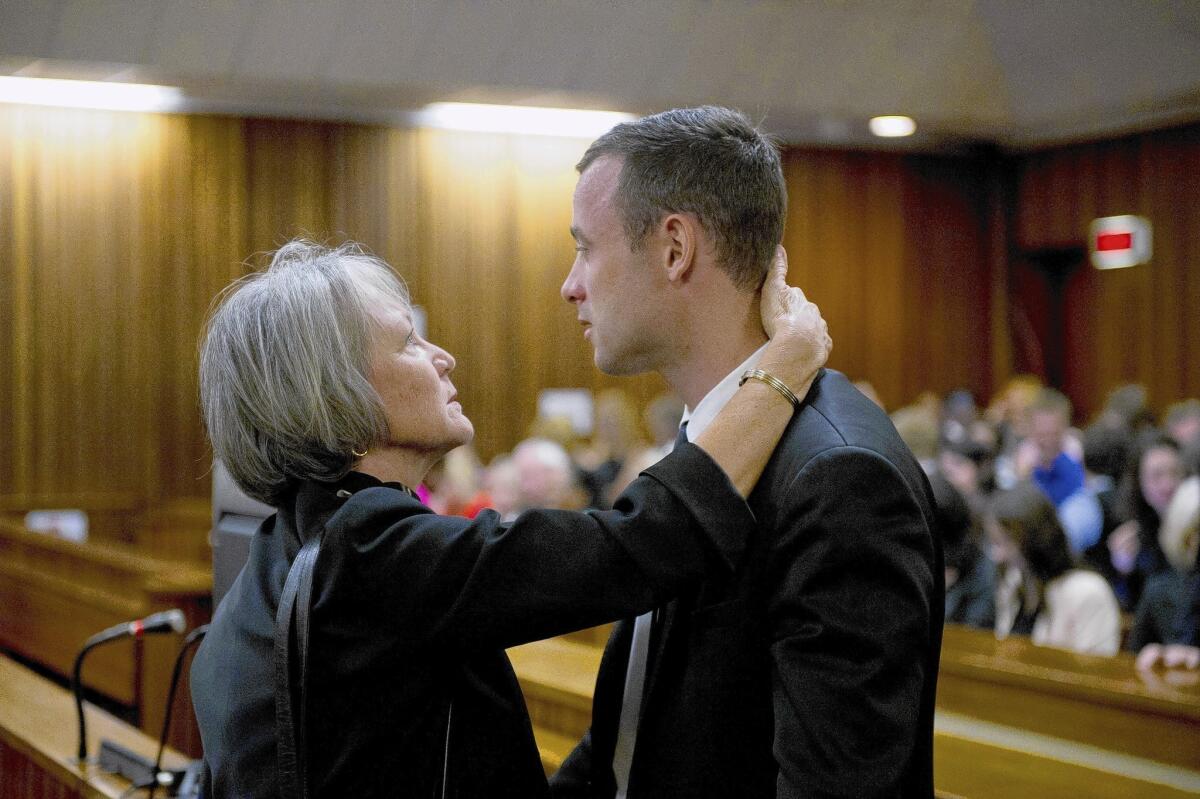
[[1014, 124, 1200, 420], [782, 149, 1001, 411], [14, 103, 1189, 515], [0, 108, 671, 512]]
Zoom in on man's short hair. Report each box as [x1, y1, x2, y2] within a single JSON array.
[[577, 106, 786, 291], [1030, 387, 1072, 421]]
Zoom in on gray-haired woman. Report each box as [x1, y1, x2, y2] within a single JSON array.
[[190, 239, 830, 798]]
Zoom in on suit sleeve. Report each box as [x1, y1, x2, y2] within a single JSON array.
[[767, 446, 936, 798], [319, 441, 756, 652]]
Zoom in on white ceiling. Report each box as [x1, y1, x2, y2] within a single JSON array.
[[1, 0, 1198, 149]]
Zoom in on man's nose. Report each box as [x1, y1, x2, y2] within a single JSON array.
[[561, 263, 583, 304]]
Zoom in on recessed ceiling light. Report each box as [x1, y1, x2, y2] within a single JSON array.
[[417, 102, 635, 138], [0, 76, 183, 112], [869, 115, 916, 138]]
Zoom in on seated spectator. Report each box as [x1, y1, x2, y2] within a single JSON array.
[[1017, 388, 1102, 554], [987, 482, 1121, 656], [422, 445, 490, 518], [938, 438, 994, 516], [1128, 476, 1200, 651], [1137, 561, 1200, 672], [932, 474, 994, 629], [1097, 383, 1156, 433], [512, 437, 585, 513], [1102, 433, 1186, 610], [1081, 423, 1131, 538], [1165, 399, 1200, 450], [986, 374, 1043, 489], [575, 389, 646, 509], [892, 404, 939, 474], [482, 455, 521, 522], [940, 389, 978, 445]]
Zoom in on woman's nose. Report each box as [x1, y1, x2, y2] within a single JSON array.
[[433, 345, 455, 374]]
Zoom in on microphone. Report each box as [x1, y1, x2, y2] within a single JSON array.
[[85, 609, 187, 649], [73, 609, 188, 763]]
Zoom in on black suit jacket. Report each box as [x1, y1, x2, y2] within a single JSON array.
[[191, 444, 757, 798], [550, 370, 944, 798]]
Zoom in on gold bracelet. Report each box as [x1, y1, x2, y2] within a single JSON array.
[[739, 368, 801, 409]]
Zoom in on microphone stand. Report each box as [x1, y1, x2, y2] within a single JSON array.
[[72, 610, 186, 764], [72, 632, 111, 763], [147, 624, 209, 799]]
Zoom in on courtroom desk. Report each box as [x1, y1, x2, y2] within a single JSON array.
[[510, 636, 1200, 797], [0, 655, 190, 799], [508, 636, 601, 758], [939, 623, 1200, 770], [0, 519, 211, 756]]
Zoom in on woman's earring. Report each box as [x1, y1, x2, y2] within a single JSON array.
[[352, 448, 368, 458]]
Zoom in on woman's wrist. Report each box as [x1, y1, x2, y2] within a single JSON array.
[[756, 335, 820, 400], [739, 369, 801, 409]]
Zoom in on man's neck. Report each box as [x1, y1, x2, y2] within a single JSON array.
[[660, 293, 767, 408]]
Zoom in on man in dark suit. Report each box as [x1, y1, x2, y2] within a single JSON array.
[[555, 106, 943, 798]]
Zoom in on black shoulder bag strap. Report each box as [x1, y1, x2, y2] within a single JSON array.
[[275, 533, 322, 799]]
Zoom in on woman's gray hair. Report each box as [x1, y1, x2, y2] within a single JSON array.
[[200, 239, 410, 506]]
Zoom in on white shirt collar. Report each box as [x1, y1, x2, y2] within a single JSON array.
[[680, 343, 769, 442]]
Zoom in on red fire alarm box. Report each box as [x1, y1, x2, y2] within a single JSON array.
[[1089, 215, 1152, 270]]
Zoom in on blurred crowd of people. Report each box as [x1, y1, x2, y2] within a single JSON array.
[[892, 376, 1199, 669], [416, 389, 684, 522], [417, 377, 1200, 669]]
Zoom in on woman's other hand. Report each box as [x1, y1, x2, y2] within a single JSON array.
[[758, 245, 831, 398]]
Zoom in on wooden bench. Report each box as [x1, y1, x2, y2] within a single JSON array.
[[0, 519, 211, 757], [508, 633, 1200, 797], [0, 654, 192, 799], [0, 494, 212, 566], [0, 493, 141, 548], [939, 623, 1200, 770]]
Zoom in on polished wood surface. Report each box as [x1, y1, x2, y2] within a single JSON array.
[[933, 729, 1198, 799], [130, 499, 212, 565], [939, 623, 1200, 770], [509, 627, 1200, 795], [0, 654, 190, 799], [0, 518, 210, 757]]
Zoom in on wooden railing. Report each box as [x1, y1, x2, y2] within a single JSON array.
[[0, 494, 212, 566], [938, 623, 1200, 770]]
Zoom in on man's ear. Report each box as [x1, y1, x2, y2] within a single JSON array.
[[661, 214, 698, 283]]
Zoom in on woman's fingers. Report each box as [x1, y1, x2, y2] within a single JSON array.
[[759, 245, 831, 365]]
